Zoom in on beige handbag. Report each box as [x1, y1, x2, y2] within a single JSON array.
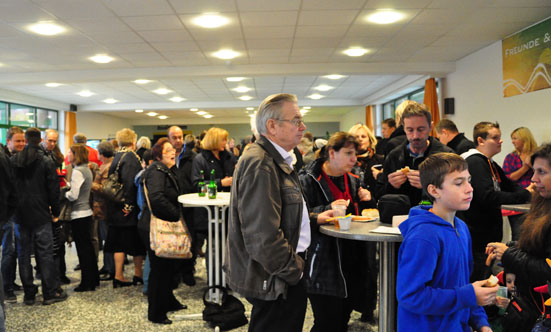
[[144, 183, 192, 259]]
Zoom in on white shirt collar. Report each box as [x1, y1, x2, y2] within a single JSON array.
[[266, 137, 293, 168]]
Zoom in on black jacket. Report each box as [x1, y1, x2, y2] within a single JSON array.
[[353, 151, 384, 202], [383, 126, 407, 157], [381, 137, 453, 205], [0, 148, 16, 226], [191, 150, 235, 193], [107, 150, 142, 227], [174, 148, 196, 194], [298, 158, 372, 305], [11, 144, 60, 226], [447, 133, 475, 155], [138, 161, 182, 233], [457, 151, 531, 251]]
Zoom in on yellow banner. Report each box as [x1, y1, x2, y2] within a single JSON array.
[[502, 17, 551, 97]]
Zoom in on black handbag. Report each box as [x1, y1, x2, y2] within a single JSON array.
[[377, 194, 411, 224], [102, 153, 127, 203], [202, 286, 248, 331]]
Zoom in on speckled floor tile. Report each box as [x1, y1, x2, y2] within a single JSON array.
[[5, 245, 378, 332]]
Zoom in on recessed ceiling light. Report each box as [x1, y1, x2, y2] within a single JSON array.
[[324, 74, 346, 80], [300, 109, 309, 115], [366, 10, 404, 24], [226, 77, 246, 82], [158, 115, 168, 120], [192, 13, 229, 29], [76, 90, 94, 97], [153, 88, 172, 95], [204, 114, 213, 119], [135, 109, 144, 113], [197, 111, 207, 115], [239, 95, 253, 101], [249, 114, 255, 118], [246, 107, 255, 111], [343, 47, 369, 57], [170, 97, 185, 102], [147, 112, 158, 117], [213, 49, 240, 60], [303, 106, 311, 110], [314, 85, 333, 92], [103, 98, 118, 104], [308, 94, 324, 100], [45, 82, 62, 87], [134, 79, 151, 84], [232, 86, 252, 93], [27, 22, 65, 36], [89, 54, 114, 64], [190, 108, 198, 112]]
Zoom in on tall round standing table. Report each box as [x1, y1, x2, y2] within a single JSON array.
[[178, 192, 230, 304], [320, 221, 403, 332]]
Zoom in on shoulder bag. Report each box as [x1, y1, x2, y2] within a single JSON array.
[[102, 153, 127, 203], [144, 183, 192, 259], [202, 286, 248, 331]]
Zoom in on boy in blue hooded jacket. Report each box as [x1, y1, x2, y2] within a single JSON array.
[[397, 152, 498, 332]]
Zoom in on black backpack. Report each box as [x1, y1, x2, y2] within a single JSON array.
[[202, 286, 248, 331]]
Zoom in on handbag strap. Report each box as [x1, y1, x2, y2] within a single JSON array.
[[203, 285, 229, 305], [143, 181, 154, 214], [112, 152, 128, 176]]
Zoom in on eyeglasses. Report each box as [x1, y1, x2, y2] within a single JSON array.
[[278, 117, 305, 127]]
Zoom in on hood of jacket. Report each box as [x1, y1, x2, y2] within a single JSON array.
[[12, 144, 45, 168], [399, 205, 461, 238]]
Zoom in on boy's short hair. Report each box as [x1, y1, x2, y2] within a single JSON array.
[[419, 152, 468, 202], [473, 121, 499, 146], [435, 119, 458, 133]]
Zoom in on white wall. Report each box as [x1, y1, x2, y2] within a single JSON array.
[[76, 112, 130, 140], [340, 106, 367, 133], [444, 40, 551, 165]]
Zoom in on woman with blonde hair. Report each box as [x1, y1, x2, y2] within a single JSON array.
[[105, 128, 146, 288], [348, 124, 383, 200], [503, 126, 538, 240], [136, 136, 151, 161]]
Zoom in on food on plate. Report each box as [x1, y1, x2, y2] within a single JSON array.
[[361, 209, 380, 219], [400, 166, 410, 175], [484, 275, 499, 287]]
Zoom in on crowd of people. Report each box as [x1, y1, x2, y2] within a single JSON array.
[[0, 94, 547, 332]]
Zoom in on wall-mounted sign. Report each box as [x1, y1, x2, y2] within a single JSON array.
[[502, 17, 551, 97]]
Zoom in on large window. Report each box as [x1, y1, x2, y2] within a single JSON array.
[[0, 101, 58, 145]]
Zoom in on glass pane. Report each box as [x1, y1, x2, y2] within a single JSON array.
[[10, 104, 35, 127], [410, 90, 425, 104], [0, 102, 7, 125], [37, 109, 58, 129], [0, 128, 6, 145], [383, 102, 395, 119]]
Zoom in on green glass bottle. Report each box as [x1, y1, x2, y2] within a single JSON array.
[[198, 170, 206, 197], [207, 169, 217, 199]]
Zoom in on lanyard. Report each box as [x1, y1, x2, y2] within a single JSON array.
[[487, 158, 501, 184], [320, 169, 352, 203]]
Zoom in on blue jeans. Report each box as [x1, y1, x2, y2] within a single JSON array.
[[16, 222, 58, 298], [1, 220, 18, 292]]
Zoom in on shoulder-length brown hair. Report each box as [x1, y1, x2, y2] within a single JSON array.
[[70, 144, 89, 166], [518, 144, 551, 254]]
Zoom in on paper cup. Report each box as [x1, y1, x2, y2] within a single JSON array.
[[339, 217, 352, 231], [497, 286, 508, 298], [333, 205, 346, 217], [392, 215, 408, 228]]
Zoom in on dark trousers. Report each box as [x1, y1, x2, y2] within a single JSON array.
[[246, 278, 307, 332], [16, 222, 58, 298], [72, 216, 99, 288], [309, 293, 353, 332], [1, 220, 18, 292], [139, 230, 182, 321], [99, 219, 114, 273], [52, 220, 67, 282]]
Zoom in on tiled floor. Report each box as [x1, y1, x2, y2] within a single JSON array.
[[5, 245, 378, 332]]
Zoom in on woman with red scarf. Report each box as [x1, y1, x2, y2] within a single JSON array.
[[299, 132, 374, 332]]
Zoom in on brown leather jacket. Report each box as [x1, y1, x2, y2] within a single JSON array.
[[224, 136, 305, 300]]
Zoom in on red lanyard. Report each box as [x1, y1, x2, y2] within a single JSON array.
[[320, 170, 352, 203], [487, 159, 501, 184]]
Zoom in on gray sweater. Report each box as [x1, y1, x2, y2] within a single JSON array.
[[66, 164, 93, 220]]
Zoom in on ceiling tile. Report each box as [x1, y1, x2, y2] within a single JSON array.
[[247, 38, 293, 49], [88, 30, 144, 43], [66, 17, 131, 33], [363, 0, 433, 9], [168, 0, 237, 13], [138, 30, 193, 42], [410, 8, 478, 24], [301, 0, 366, 10], [236, 0, 300, 12], [248, 49, 290, 57], [239, 11, 298, 26], [33, 0, 115, 19], [290, 48, 335, 57], [292, 38, 342, 48], [103, 0, 174, 16], [151, 41, 201, 52], [298, 10, 360, 25], [186, 26, 243, 40], [295, 25, 350, 38], [122, 15, 184, 31], [0, 2, 56, 22], [105, 43, 157, 54], [243, 26, 295, 39], [196, 39, 246, 52]]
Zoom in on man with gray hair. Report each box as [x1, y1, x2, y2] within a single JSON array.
[[64, 132, 101, 166], [225, 93, 332, 332]]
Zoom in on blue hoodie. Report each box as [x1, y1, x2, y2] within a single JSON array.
[[397, 205, 489, 332]]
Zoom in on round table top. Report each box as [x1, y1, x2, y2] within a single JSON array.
[[320, 221, 403, 242], [178, 192, 231, 207]]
